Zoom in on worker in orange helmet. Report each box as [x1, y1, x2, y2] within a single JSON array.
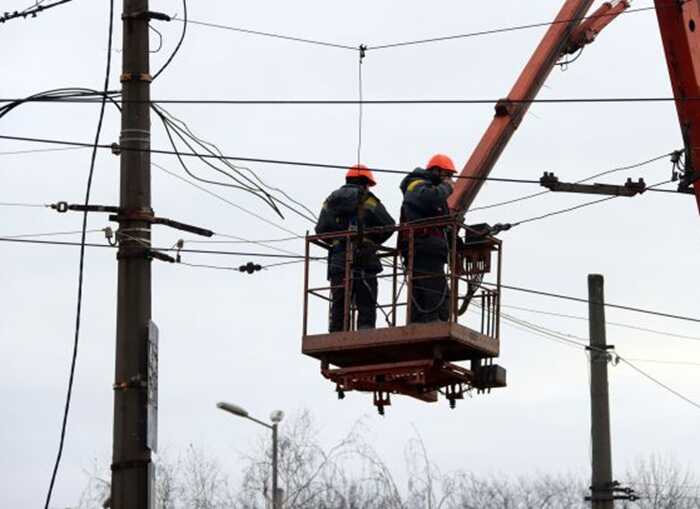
[[399, 154, 456, 323], [316, 164, 396, 332]]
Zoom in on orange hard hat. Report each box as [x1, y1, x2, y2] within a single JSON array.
[[426, 154, 456, 173], [346, 164, 377, 186]]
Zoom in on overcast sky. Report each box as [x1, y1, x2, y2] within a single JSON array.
[[2, 1, 699, 507]]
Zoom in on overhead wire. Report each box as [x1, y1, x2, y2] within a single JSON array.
[[499, 304, 700, 342], [152, 0, 186, 80], [365, 5, 658, 51], [152, 105, 317, 222], [12, 95, 700, 105], [0, 236, 310, 259], [0, 133, 545, 184], [43, 1, 114, 507], [177, 18, 357, 51], [470, 151, 676, 212], [0, 0, 72, 23], [0, 201, 48, 208], [486, 307, 700, 410], [508, 178, 676, 227], [0, 146, 88, 156], [477, 280, 700, 324]]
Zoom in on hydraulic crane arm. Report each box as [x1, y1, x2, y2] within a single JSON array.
[[654, 0, 700, 211], [448, 0, 630, 215]]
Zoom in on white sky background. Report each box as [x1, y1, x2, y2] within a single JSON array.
[[1, 0, 700, 507]]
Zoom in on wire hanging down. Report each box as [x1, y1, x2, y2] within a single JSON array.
[[43, 1, 114, 508]]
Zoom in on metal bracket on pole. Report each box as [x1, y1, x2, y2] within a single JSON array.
[[540, 172, 647, 196], [50, 201, 213, 237]]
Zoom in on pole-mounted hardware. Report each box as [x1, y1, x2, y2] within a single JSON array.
[[540, 172, 647, 197], [239, 262, 262, 274], [50, 200, 212, 261], [585, 481, 638, 502]]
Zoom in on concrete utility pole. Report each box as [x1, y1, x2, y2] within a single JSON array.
[[111, 0, 154, 507], [588, 274, 613, 509]]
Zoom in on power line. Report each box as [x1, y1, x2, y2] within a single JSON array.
[[499, 304, 700, 342], [153, 162, 301, 237], [169, 4, 660, 53], [43, 0, 114, 507], [366, 5, 657, 51], [494, 308, 700, 411], [0, 0, 72, 24], [0, 201, 48, 208], [470, 151, 675, 212], [616, 356, 700, 410], [508, 179, 677, 227], [180, 17, 357, 51], [0, 146, 87, 156], [624, 358, 700, 367], [478, 280, 700, 325], [0, 236, 310, 259], [0, 134, 543, 184], [1, 229, 103, 239], [10, 95, 700, 105]]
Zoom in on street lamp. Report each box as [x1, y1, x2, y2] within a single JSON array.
[[216, 402, 284, 509]]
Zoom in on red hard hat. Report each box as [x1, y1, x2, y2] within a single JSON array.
[[426, 154, 456, 173], [346, 164, 377, 186]]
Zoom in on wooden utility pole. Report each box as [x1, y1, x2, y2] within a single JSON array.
[[587, 274, 613, 509], [111, 0, 154, 507]]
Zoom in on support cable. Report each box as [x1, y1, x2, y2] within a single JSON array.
[[179, 18, 357, 51], [43, 1, 113, 507]]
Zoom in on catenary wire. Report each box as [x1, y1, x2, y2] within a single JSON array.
[[179, 17, 357, 51], [43, 1, 114, 507], [366, 5, 657, 51]]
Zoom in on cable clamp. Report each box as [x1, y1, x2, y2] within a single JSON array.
[[113, 376, 147, 391], [52, 201, 69, 213], [122, 10, 171, 21], [111, 458, 152, 471], [120, 72, 153, 83], [359, 44, 367, 61]]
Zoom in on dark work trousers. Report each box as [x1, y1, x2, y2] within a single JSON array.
[[329, 270, 378, 332], [410, 254, 449, 323]]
